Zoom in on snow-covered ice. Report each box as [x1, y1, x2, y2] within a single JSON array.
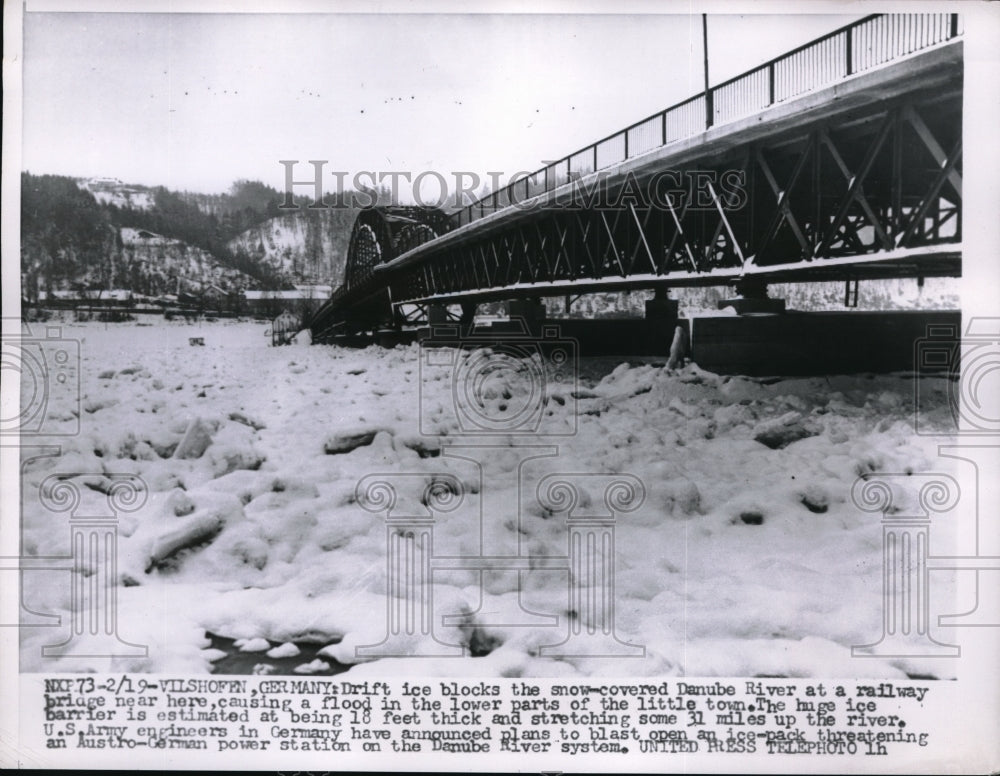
[[16, 319, 968, 679]]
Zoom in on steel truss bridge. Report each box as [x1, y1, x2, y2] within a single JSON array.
[[311, 13, 963, 340]]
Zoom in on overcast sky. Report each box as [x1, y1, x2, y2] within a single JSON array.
[[21, 9, 863, 197]]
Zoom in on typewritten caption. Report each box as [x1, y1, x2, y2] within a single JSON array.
[[32, 676, 937, 759]]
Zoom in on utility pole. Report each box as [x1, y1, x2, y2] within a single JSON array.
[[703, 14, 713, 129]]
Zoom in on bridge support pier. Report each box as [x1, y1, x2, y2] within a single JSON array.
[[428, 304, 450, 325], [718, 279, 786, 315], [645, 287, 680, 321], [506, 298, 546, 329], [460, 301, 478, 326], [459, 301, 478, 334], [690, 309, 960, 375]]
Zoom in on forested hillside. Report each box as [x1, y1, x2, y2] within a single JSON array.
[[20, 174, 406, 300], [21, 173, 293, 297]]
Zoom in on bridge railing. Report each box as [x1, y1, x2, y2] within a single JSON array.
[[449, 12, 962, 230]]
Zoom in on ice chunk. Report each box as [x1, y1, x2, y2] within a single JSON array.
[[752, 411, 820, 449], [323, 427, 383, 455], [652, 477, 702, 516], [293, 658, 330, 674], [228, 410, 266, 430], [147, 512, 226, 568], [266, 641, 301, 659], [174, 417, 214, 459], [798, 483, 830, 514]]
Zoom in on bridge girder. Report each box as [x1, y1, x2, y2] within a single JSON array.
[[387, 89, 961, 307]]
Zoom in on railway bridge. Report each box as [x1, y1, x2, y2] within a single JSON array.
[[309, 13, 963, 372]]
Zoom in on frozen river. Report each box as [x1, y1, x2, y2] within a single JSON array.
[[15, 318, 965, 679]]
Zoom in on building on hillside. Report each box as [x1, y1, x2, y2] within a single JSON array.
[[82, 176, 124, 190], [120, 227, 175, 246]]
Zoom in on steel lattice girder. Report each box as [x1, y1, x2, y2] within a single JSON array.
[[385, 91, 960, 305]]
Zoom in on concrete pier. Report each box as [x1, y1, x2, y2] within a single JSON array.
[[690, 310, 961, 375]]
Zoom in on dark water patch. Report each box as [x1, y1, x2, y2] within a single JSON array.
[[207, 632, 350, 676], [468, 627, 502, 657]]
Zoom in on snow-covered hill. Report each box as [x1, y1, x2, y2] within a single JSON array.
[[227, 209, 354, 286], [116, 228, 253, 296], [78, 177, 155, 210]]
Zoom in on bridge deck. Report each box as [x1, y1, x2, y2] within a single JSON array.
[[380, 39, 961, 285]]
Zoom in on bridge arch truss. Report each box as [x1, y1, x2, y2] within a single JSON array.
[[310, 205, 451, 340]]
